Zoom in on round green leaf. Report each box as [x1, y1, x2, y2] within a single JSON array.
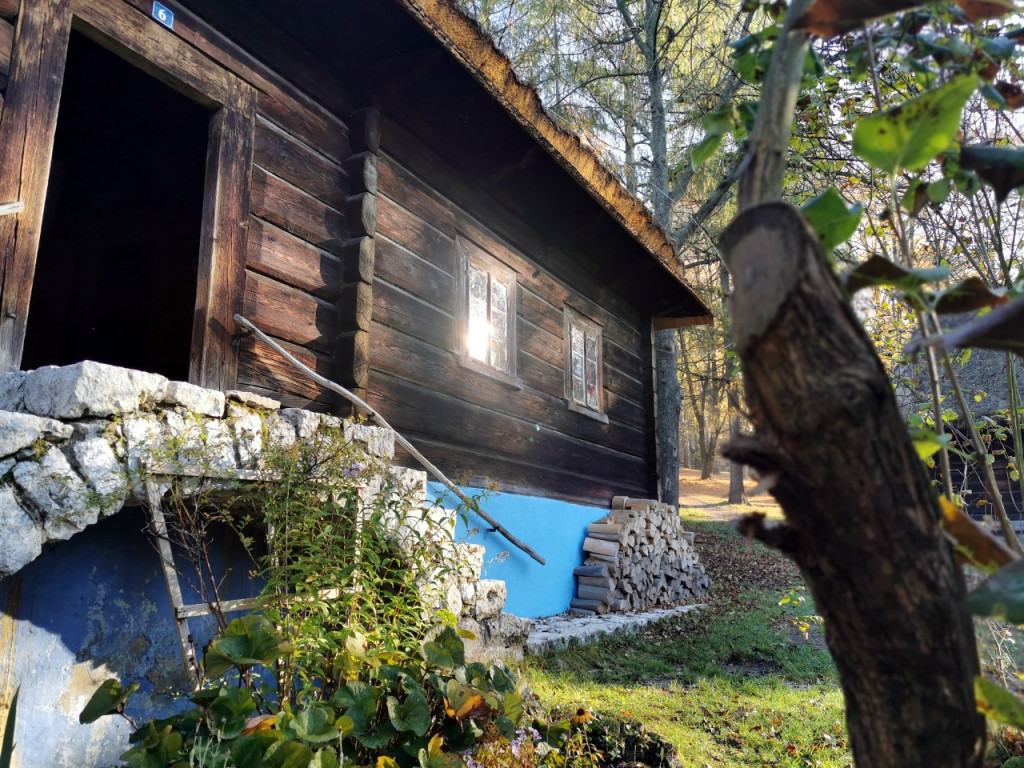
[[800, 187, 863, 250], [853, 75, 979, 173]]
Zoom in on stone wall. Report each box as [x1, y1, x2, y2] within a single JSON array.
[[0, 360, 528, 656], [0, 360, 400, 576]]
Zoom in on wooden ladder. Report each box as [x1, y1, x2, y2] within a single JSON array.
[[142, 463, 265, 683]]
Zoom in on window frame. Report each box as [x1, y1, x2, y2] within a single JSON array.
[[454, 236, 522, 389], [564, 307, 607, 423]]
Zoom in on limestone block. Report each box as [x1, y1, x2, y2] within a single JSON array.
[[345, 422, 395, 459], [443, 579, 464, 617], [70, 437, 128, 514], [280, 408, 319, 439], [0, 411, 73, 458], [231, 411, 264, 467], [456, 543, 485, 582], [0, 371, 26, 412], [121, 415, 164, 472], [263, 412, 296, 449], [468, 579, 507, 621], [0, 485, 43, 575], [13, 447, 96, 540], [0, 458, 15, 477], [225, 390, 280, 411], [320, 414, 343, 430], [164, 381, 225, 418], [173, 418, 236, 474], [23, 361, 168, 419]]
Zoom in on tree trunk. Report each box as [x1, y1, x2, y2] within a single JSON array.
[[720, 203, 984, 767], [726, 410, 746, 505], [655, 328, 680, 506], [699, 435, 717, 480]]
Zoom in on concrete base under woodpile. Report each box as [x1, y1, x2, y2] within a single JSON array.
[[525, 604, 704, 655]]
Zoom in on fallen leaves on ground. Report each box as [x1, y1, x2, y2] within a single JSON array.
[[688, 519, 804, 615]]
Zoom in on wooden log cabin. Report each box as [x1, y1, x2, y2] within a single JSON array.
[[0, 0, 710, 618]]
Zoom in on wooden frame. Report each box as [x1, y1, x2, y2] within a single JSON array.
[[563, 306, 608, 424], [453, 235, 522, 389], [0, 0, 255, 389]]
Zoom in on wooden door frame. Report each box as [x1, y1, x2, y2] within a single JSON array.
[[0, 0, 255, 390]]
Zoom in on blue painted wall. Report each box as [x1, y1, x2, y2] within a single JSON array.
[[434, 483, 606, 618], [0, 508, 255, 766]]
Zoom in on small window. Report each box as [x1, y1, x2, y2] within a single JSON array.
[[565, 308, 606, 421], [455, 237, 520, 387]]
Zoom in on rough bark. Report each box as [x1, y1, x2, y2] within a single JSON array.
[[726, 410, 746, 505], [720, 203, 984, 767], [699, 437, 717, 480], [655, 328, 681, 504]]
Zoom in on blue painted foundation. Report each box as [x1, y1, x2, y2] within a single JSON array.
[[435, 483, 606, 618], [0, 507, 257, 766]]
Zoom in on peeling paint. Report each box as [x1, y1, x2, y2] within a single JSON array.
[[57, 661, 115, 717]]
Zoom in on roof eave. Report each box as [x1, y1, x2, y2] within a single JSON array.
[[394, 0, 712, 323]]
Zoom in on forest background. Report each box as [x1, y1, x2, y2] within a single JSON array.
[[455, 0, 1024, 517]]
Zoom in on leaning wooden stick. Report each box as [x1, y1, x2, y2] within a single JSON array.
[[233, 313, 546, 566]]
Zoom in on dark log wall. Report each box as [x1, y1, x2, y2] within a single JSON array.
[[372, 119, 656, 506], [108, 1, 354, 409], [0, 0, 354, 407]]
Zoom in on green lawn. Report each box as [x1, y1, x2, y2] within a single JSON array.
[[523, 517, 851, 767]]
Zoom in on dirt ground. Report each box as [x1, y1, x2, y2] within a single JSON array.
[[677, 467, 782, 522]]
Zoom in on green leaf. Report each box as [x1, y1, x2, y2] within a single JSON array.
[[928, 177, 952, 205], [966, 557, 1024, 622], [231, 732, 284, 766], [418, 734, 462, 768], [262, 740, 316, 768], [853, 75, 979, 173], [976, 676, 1024, 728], [203, 615, 292, 677], [209, 686, 257, 740], [79, 679, 140, 724], [702, 104, 736, 136], [119, 723, 184, 768], [385, 692, 430, 741], [0, 687, 16, 768], [800, 187, 863, 250], [421, 626, 465, 670], [311, 748, 340, 768], [289, 706, 341, 744], [690, 134, 724, 169], [348, 708, 397, 749], [910, 429, 951, 459], [387, 689, 431, 736]]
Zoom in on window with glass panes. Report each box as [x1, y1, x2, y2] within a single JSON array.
[[564, 308, 603, 414], [455, 237, 517, 381]]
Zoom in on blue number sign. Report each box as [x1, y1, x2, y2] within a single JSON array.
[[152, 1, 174, 30]]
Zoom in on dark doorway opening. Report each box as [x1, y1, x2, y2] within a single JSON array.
[[22, 31, 211, 381]]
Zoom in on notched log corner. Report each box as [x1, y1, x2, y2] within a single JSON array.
[[735, 512, 799, 556]]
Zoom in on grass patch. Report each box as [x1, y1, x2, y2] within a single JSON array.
[[523, 511, 850, 767]]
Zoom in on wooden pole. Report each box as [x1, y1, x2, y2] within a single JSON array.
[[233, 313, 546, 566]]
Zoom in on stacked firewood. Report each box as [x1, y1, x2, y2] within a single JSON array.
[[570, 496, 710, 615]]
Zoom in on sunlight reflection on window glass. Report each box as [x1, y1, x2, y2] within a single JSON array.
[[467, 316, 490, 362]]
